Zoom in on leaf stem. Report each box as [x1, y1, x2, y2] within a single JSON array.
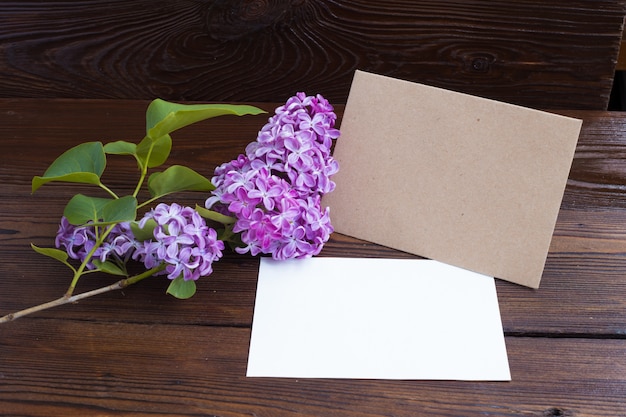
[[133, 136, 153, 198], [99, 182, 119, 199], [0, 264, 166, 324], [137, 195, 160, 210], [133, 168, 148, 198], [64, 224, 117, 297]]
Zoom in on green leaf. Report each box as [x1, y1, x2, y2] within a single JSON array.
[[32, 172, 102, 194], [148, 165, 214, 199], [32, 142, 106, 193], [101, 195, 137, 224], [195, 204, 236, 225], [63, 194, 137, 225], [146, 98, 266, 140], [63, 194, 112, 225], [166, 276, 197, 299], [92, 260, 128, 276], [136, 134, 172, 168], [130, 218, 158, 241], [104, 140, 137, 156], [31, 244, 76, 273]]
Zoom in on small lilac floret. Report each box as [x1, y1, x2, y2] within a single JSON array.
[[55, 217, 136, 270], [133, 203, 224, 281], [205, 92, 339, 259]]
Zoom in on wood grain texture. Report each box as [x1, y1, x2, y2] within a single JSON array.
[[1, 99, 626, 415], [618, 39, 626, 70], [1, 319, 625, 416], [1, 1, 625, 109]]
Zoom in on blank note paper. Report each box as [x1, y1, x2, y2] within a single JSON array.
[[247, 257, 511, 381]]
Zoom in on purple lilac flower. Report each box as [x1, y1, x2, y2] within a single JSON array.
[[205, 93, 340, 260], [133, 203, 225, 281], [55, 217, 135, 269], [93, 222, 136, 263], [55, 204, 224, 282]]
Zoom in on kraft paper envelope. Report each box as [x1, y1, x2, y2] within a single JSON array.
[[323, 70, 582, 288]]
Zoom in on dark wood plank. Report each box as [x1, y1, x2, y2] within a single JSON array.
[[2, 100, 626, 337], [1, 1, 624, 109], [0, 319, 625, 416], [618, 40, 626, 71]]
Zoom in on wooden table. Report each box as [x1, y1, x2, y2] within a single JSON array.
[[0, 99, 625, 416]]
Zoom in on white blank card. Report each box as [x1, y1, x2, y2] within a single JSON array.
[[247, 257, 511, 381]]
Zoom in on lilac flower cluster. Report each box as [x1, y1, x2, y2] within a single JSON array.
[[55, 203, 224, 282], [56, 217, 135, 269], [133, 203, 224, 281], [205, 93, 340, 260]]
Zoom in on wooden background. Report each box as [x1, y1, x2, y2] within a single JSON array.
[[2, 3, 626, 414], [1, 101, 626, 416], [1, 0, 626, 109]]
